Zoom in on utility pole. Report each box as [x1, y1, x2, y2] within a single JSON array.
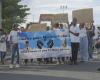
[[0, 0, 2, 28], [60, 5, 67, 14]]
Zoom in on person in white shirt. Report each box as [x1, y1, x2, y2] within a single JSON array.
[[0, 29, 7, 64], [53, 23, 62, 64], [9, 24, 19, 68], [93, 26, 100, 40], [79, 23, 89, 62], [69, 18, 80, 65]]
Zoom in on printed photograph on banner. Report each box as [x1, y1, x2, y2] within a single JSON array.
[[18, 31, 71, 59]]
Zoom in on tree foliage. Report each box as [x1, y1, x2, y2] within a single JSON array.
[[2, 0, 30, 31]]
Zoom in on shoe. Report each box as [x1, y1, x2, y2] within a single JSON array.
[[15, 64, 20, 68], [9, 64, 14, 69]]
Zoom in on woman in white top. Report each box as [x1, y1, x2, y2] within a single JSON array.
[[79, 23, 89, 62]]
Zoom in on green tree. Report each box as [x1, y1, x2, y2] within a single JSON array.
[[2, 0, 30, 31]]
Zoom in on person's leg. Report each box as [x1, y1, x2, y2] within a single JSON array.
[[11, 46, 16, 64], [70, 43, 75, 64], [24, 59, 28, 65], [9, 46, 16, 68], [16, 46, 19, 64], [2, 52, 6, 64], [79, 38, 84, 61], [73, 43, 79, 64], [88, 38, 93, 59], [37, 58, 42, 64], [83, 37, 89, 62], [3, 52, 6, 59], [57, 57, 61, 64], [14, 45, 20, 68], [30, 59, 33, 63], [1, 52, 4, 64], [44, 58, 47, 64], [49, 57, 53, 63], [61, 57, 65, 64]]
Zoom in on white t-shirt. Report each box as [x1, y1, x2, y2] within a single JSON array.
[[93, 27, 100, 39], [53, 28, 65, 41], [9, 30, 18, 43], [70, 25, 80, 43], [79, 27, 87, 38], [0, 35, 6, 52]]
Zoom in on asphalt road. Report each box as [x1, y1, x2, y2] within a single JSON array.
[[0, 73, 81, 80], [0, 60, 100, 80]]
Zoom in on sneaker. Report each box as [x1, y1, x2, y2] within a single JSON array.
[[15, 64, 20, 68], [9, 64, 14, 69]]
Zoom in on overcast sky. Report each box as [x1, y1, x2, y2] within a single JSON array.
[[20, 0, 100, 25]]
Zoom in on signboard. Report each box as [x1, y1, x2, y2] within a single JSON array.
[[18, 30, 71, 59], [72, 8, 93, 23], [39, 14, 54, 22], [51, 13, 68, 25], [27, 23, 47, 32]]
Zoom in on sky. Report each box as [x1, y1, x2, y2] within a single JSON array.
[[20, 0, 100, 26]]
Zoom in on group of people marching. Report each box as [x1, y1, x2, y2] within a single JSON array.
[[0, 18, 100, 69], [69, 18, 95, 65], [50, 17, 100, 65]]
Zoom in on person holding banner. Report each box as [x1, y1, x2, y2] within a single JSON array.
[[79, 23, 89, 62], [53, 23, 67, 64], [9, 24, 19, 68], [53, 23, 62, 64], [69, 18, 80, 65], [59, 23, 67, 64]]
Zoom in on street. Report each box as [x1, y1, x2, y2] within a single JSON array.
[[0, 58, 100, 80]]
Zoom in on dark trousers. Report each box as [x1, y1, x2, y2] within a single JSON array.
[[71, 43, 79, 63], [11, 44, 19, 64], [0, 52, 6, 64]]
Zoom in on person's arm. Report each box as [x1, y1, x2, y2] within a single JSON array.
[[70, 26, 80, 36], [69, 30, 79, 36]]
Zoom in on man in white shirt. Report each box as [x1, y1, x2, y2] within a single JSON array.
[[9, 24, 19, 68], [69, 18, 80, 65]]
